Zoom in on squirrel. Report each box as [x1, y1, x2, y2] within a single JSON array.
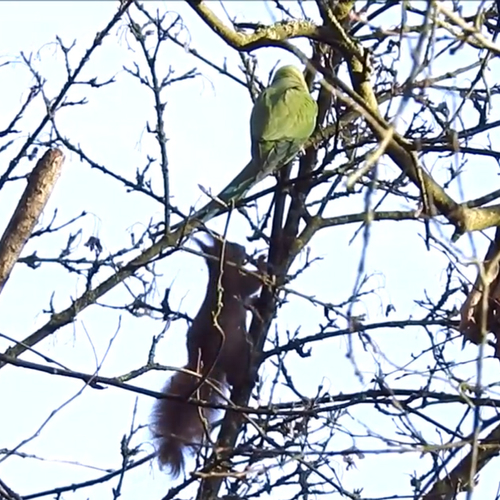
[[150, 234, 265, 476]]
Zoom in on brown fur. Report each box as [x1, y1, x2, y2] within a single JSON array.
[[150, 235, 265, 476]]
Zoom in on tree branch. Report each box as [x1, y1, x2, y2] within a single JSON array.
[[0, 149, 64, 296]]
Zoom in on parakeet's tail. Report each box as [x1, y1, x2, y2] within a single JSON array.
[[192, 159, 256, 223], [192, 144, 300, 224]]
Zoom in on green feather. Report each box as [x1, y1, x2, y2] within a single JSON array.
[[193, 65, 318, 223]]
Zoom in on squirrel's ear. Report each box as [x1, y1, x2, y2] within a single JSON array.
[[193, 234, 217, 257]]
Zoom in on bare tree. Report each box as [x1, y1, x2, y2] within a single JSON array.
[[2, 1, 500, 500]]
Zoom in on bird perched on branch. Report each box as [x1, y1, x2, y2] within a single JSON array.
[[195, 64, 318, 222]]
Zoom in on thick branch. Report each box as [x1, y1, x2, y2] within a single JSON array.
[[314, 12, 500, 236], [187, 0, 326, 50], [320, 209, 420, 228], [423, 422, 500, 500], [0, 149, 64, 296]]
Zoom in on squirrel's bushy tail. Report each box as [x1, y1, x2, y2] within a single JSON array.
[[151, 365, 223, 476]]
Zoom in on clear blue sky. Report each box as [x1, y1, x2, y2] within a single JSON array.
[[1, 2, 499, 499]]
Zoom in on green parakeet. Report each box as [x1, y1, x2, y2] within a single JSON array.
[[195, 65, 318, 222]]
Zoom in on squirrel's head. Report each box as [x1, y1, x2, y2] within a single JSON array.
[[193, 234, 247, 270]]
